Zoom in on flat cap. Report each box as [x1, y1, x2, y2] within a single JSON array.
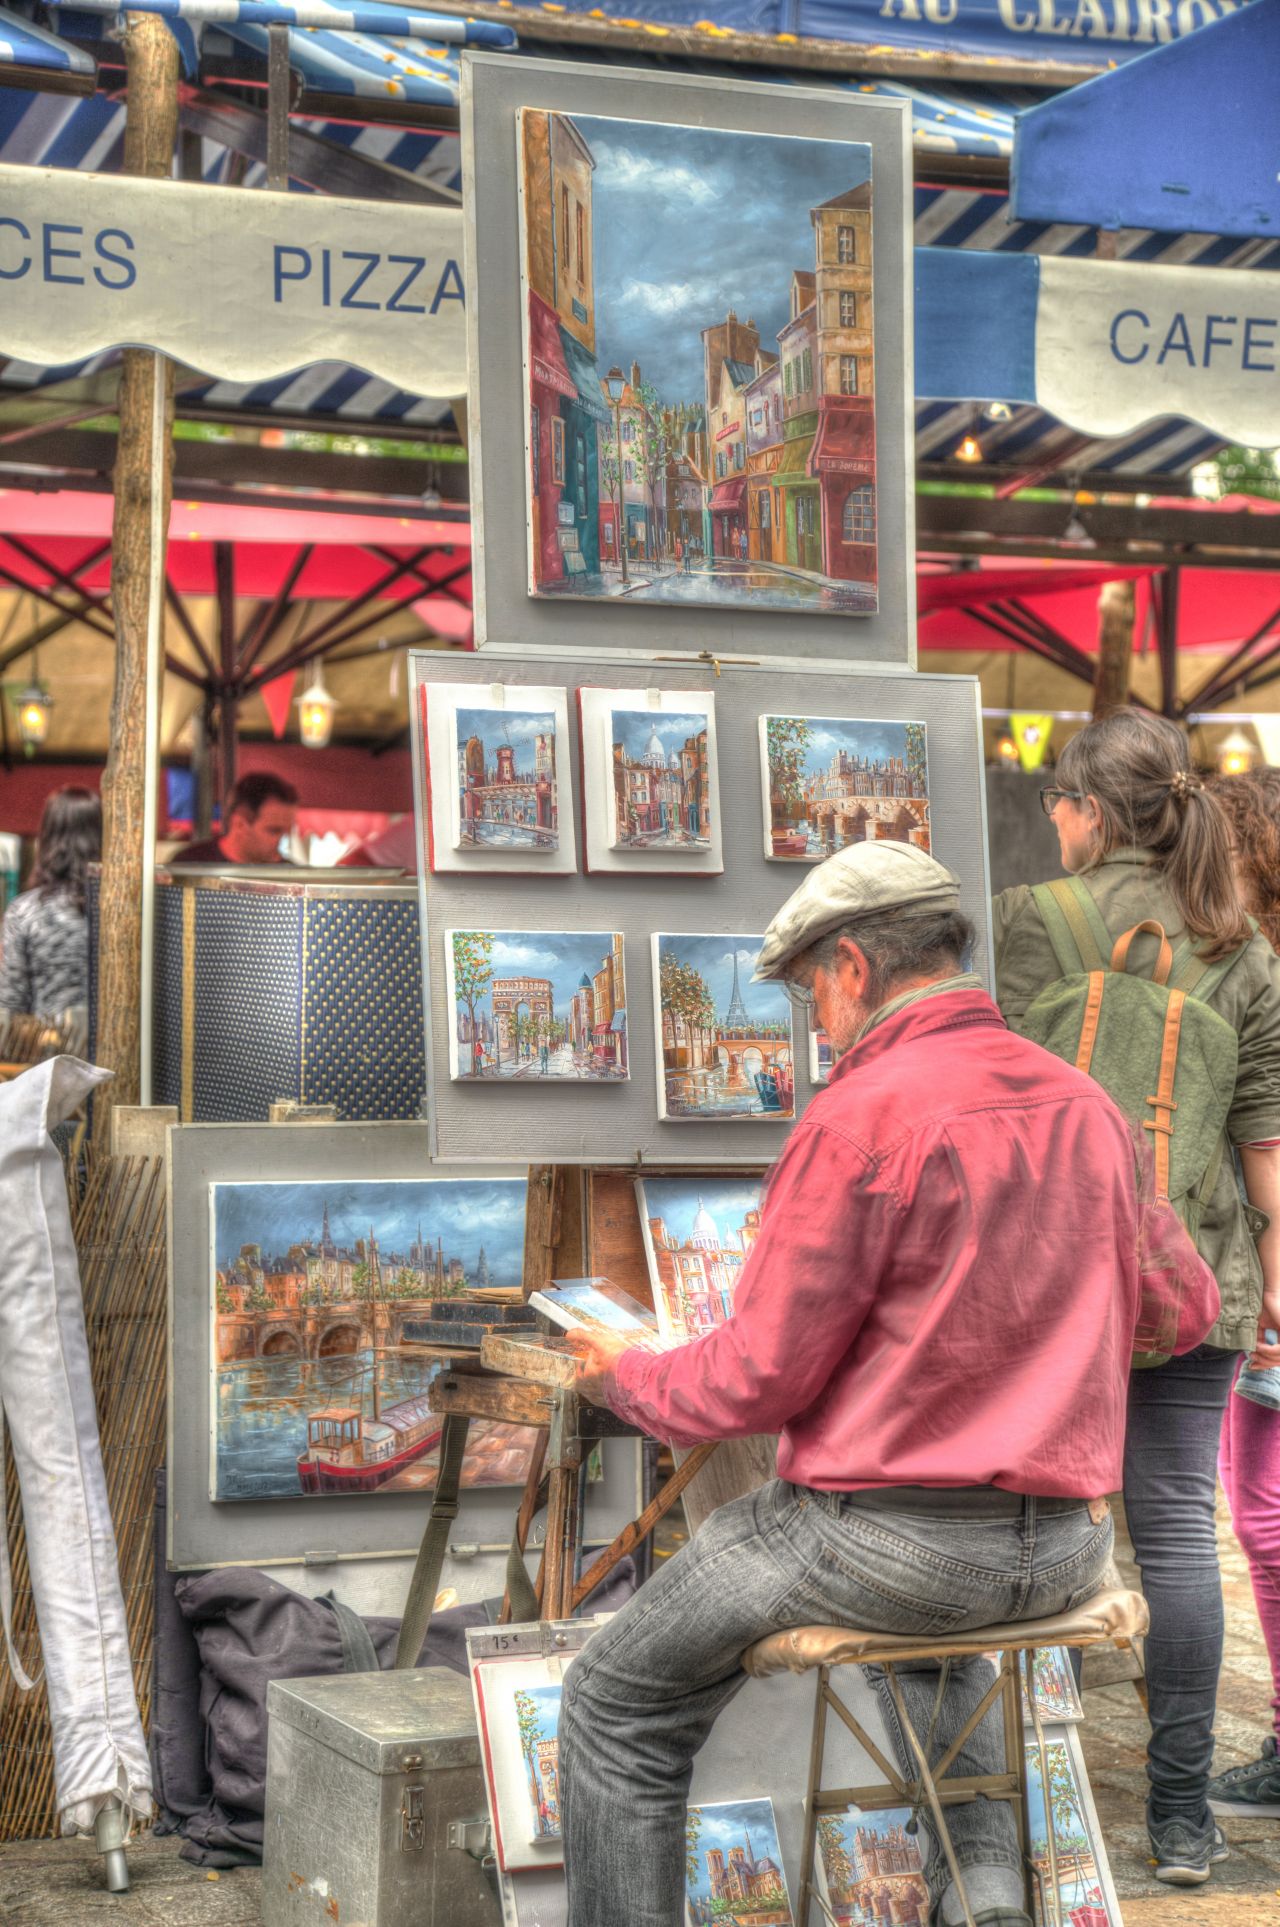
[[753, 841, 962, 981]]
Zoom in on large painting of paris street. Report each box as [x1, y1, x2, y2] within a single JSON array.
[[210, 1179, 530, 1500], [520, 112, 877, 614]]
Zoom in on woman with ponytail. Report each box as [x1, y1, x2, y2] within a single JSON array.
[[995, 710, 1280, 1888]]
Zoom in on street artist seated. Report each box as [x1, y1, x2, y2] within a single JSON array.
[[562, 842, 1220, 1927]]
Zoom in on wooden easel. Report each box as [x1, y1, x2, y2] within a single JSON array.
[[393, 1163, 774, 1665]]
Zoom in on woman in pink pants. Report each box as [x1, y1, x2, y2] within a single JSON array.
[[1213, 770, 1280, 1818]]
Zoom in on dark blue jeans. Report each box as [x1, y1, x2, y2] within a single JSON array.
[[1124, 1344, 1242, 1826]]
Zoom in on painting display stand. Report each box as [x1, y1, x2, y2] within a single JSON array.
[[396, 1330, 718, 1661]]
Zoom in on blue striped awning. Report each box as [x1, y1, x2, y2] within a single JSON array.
[[61, 0, 514, 39], [0, 102, 1269, 479], [0, 2, 94, 75]]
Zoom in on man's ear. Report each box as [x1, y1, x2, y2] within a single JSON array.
[[835, 937, 872, 1000]]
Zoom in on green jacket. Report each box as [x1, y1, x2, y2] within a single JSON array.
[[995, 850, 1280, 1353]]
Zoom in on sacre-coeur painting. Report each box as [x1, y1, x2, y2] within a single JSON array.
[[636, 1177, 765, 1343], [209, 1179, 531, 1501], [519, 111, 876, 615]]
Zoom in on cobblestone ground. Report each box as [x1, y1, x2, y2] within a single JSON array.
[[5, 1495, 1280, 1923]]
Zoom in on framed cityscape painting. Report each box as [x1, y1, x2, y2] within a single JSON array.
[[760, 715, 930, 860], [418, 680, 578, 875], [444, 930, 629, 1082], [209, 1178, 531, 1501], [814, 1802, 930, 1925], [652, 933, 794, 1122], [470, 1652, 572, 1872], [519, 110, 877, 617], [810, 1022, 835, 1084], [685, 1798, 794, 1926], [577, 685, 723, 875], [1025, 1728, 1122, 1926], [636, 1176, 765, 1343]]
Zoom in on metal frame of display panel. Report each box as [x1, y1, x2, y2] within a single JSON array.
[[166, 1121, 642, 1569], [460, 51, 917, 665], [411, 646, 993, 1166]]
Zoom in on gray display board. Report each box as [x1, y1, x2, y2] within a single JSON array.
[[167, 1122, 642, 1570], [411, 646, 991, 1167], [460, 52, 917, 664]]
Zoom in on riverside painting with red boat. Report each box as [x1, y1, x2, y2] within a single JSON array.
[[211, 1178, 530, 1501]]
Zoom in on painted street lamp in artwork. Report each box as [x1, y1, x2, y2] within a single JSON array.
[[605, 367, 630, 589]]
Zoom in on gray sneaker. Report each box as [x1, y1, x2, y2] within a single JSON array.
[[1209, 1735, 1280, 1818], [1147, 1814, 1230, 1886]]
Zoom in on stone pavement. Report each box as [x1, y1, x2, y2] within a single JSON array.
[[5, 1495, 1280, 1924]]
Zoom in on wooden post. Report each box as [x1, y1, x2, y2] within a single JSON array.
[[95, 14, 178, 1142], [1093, 578, 1135, 721]]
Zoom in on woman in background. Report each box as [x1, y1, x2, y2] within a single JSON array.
[[0, 786, 102, 1053], [994, 712, 1280, 1886], [1211, 767, 1280, 1818]]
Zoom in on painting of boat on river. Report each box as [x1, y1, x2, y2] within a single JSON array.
[[214, 1348, 534, 1501], [210, 1177, 532, 1502]]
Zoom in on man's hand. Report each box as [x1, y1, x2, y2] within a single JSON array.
[[561, 1327, 636, 1405]]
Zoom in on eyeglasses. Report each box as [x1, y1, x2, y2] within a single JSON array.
[[1039, 787, 1084, 818], [783, 979, 817, 1011]]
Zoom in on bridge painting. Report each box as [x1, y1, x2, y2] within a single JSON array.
[[653, 932, 794, 1122], [761, 714, 929, 861], [210, 1177, 531, 1500]]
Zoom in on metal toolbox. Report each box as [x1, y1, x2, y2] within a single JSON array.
[[262, 1666, 500, 1927]]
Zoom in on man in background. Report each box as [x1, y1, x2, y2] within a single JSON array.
[[169, 773, 298, 866]]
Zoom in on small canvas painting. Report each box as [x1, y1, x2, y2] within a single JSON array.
[[685, 1798, 794, 1926], [814, 1804, 929, 1924], [532, 1277, 661, 1338], [520, 110, 877, 616], [810, 1023, 834, 1084], [471, 1652, 572, 1871], [653, 934, 793, 1121], [608, 707, 712, 851], [1025, 1732, 1119, 1926], [418, 680, 577, 875], [637, 1178, 764, 1342], [455, 703, 559, 851], [1028, 1647, 1084, 1724], [446, 930, 628, 1082], [761, 715, 929, 860], [577, 685, 722, 875], [210, 1180, 531, 1500], [514, 1684, 563, 1841]]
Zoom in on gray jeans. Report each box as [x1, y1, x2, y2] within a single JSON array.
[[560, 1478, 1113, 1927]]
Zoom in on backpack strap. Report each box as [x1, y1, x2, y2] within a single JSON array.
[[1032, 879, 1108, 975], [1169, 939, 1251, 1002], [1144, 988, 1187, 1201], [1111, 921, 1174, 985]]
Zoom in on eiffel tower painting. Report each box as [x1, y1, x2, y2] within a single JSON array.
[[722, 949, 751, 1029], [653, 932, 795, 1124]]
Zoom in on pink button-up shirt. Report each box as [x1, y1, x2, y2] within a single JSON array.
[[610, 987, 1220, 1497]]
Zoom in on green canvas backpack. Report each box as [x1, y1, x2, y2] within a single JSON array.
[[1016, 878, 1246, 1326]]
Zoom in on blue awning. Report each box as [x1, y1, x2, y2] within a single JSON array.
[[62, 0, 514, 40], [915, 246, 1280, 451], [1011, 1, 1280, 241], [557, 326, 610, 425], [0, 3, 95, 77]]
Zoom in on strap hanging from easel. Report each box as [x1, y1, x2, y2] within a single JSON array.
[[503, 1511, 541, 1626], [394, 1411, 471, 1669], [0, 1405, 38, 1691]]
